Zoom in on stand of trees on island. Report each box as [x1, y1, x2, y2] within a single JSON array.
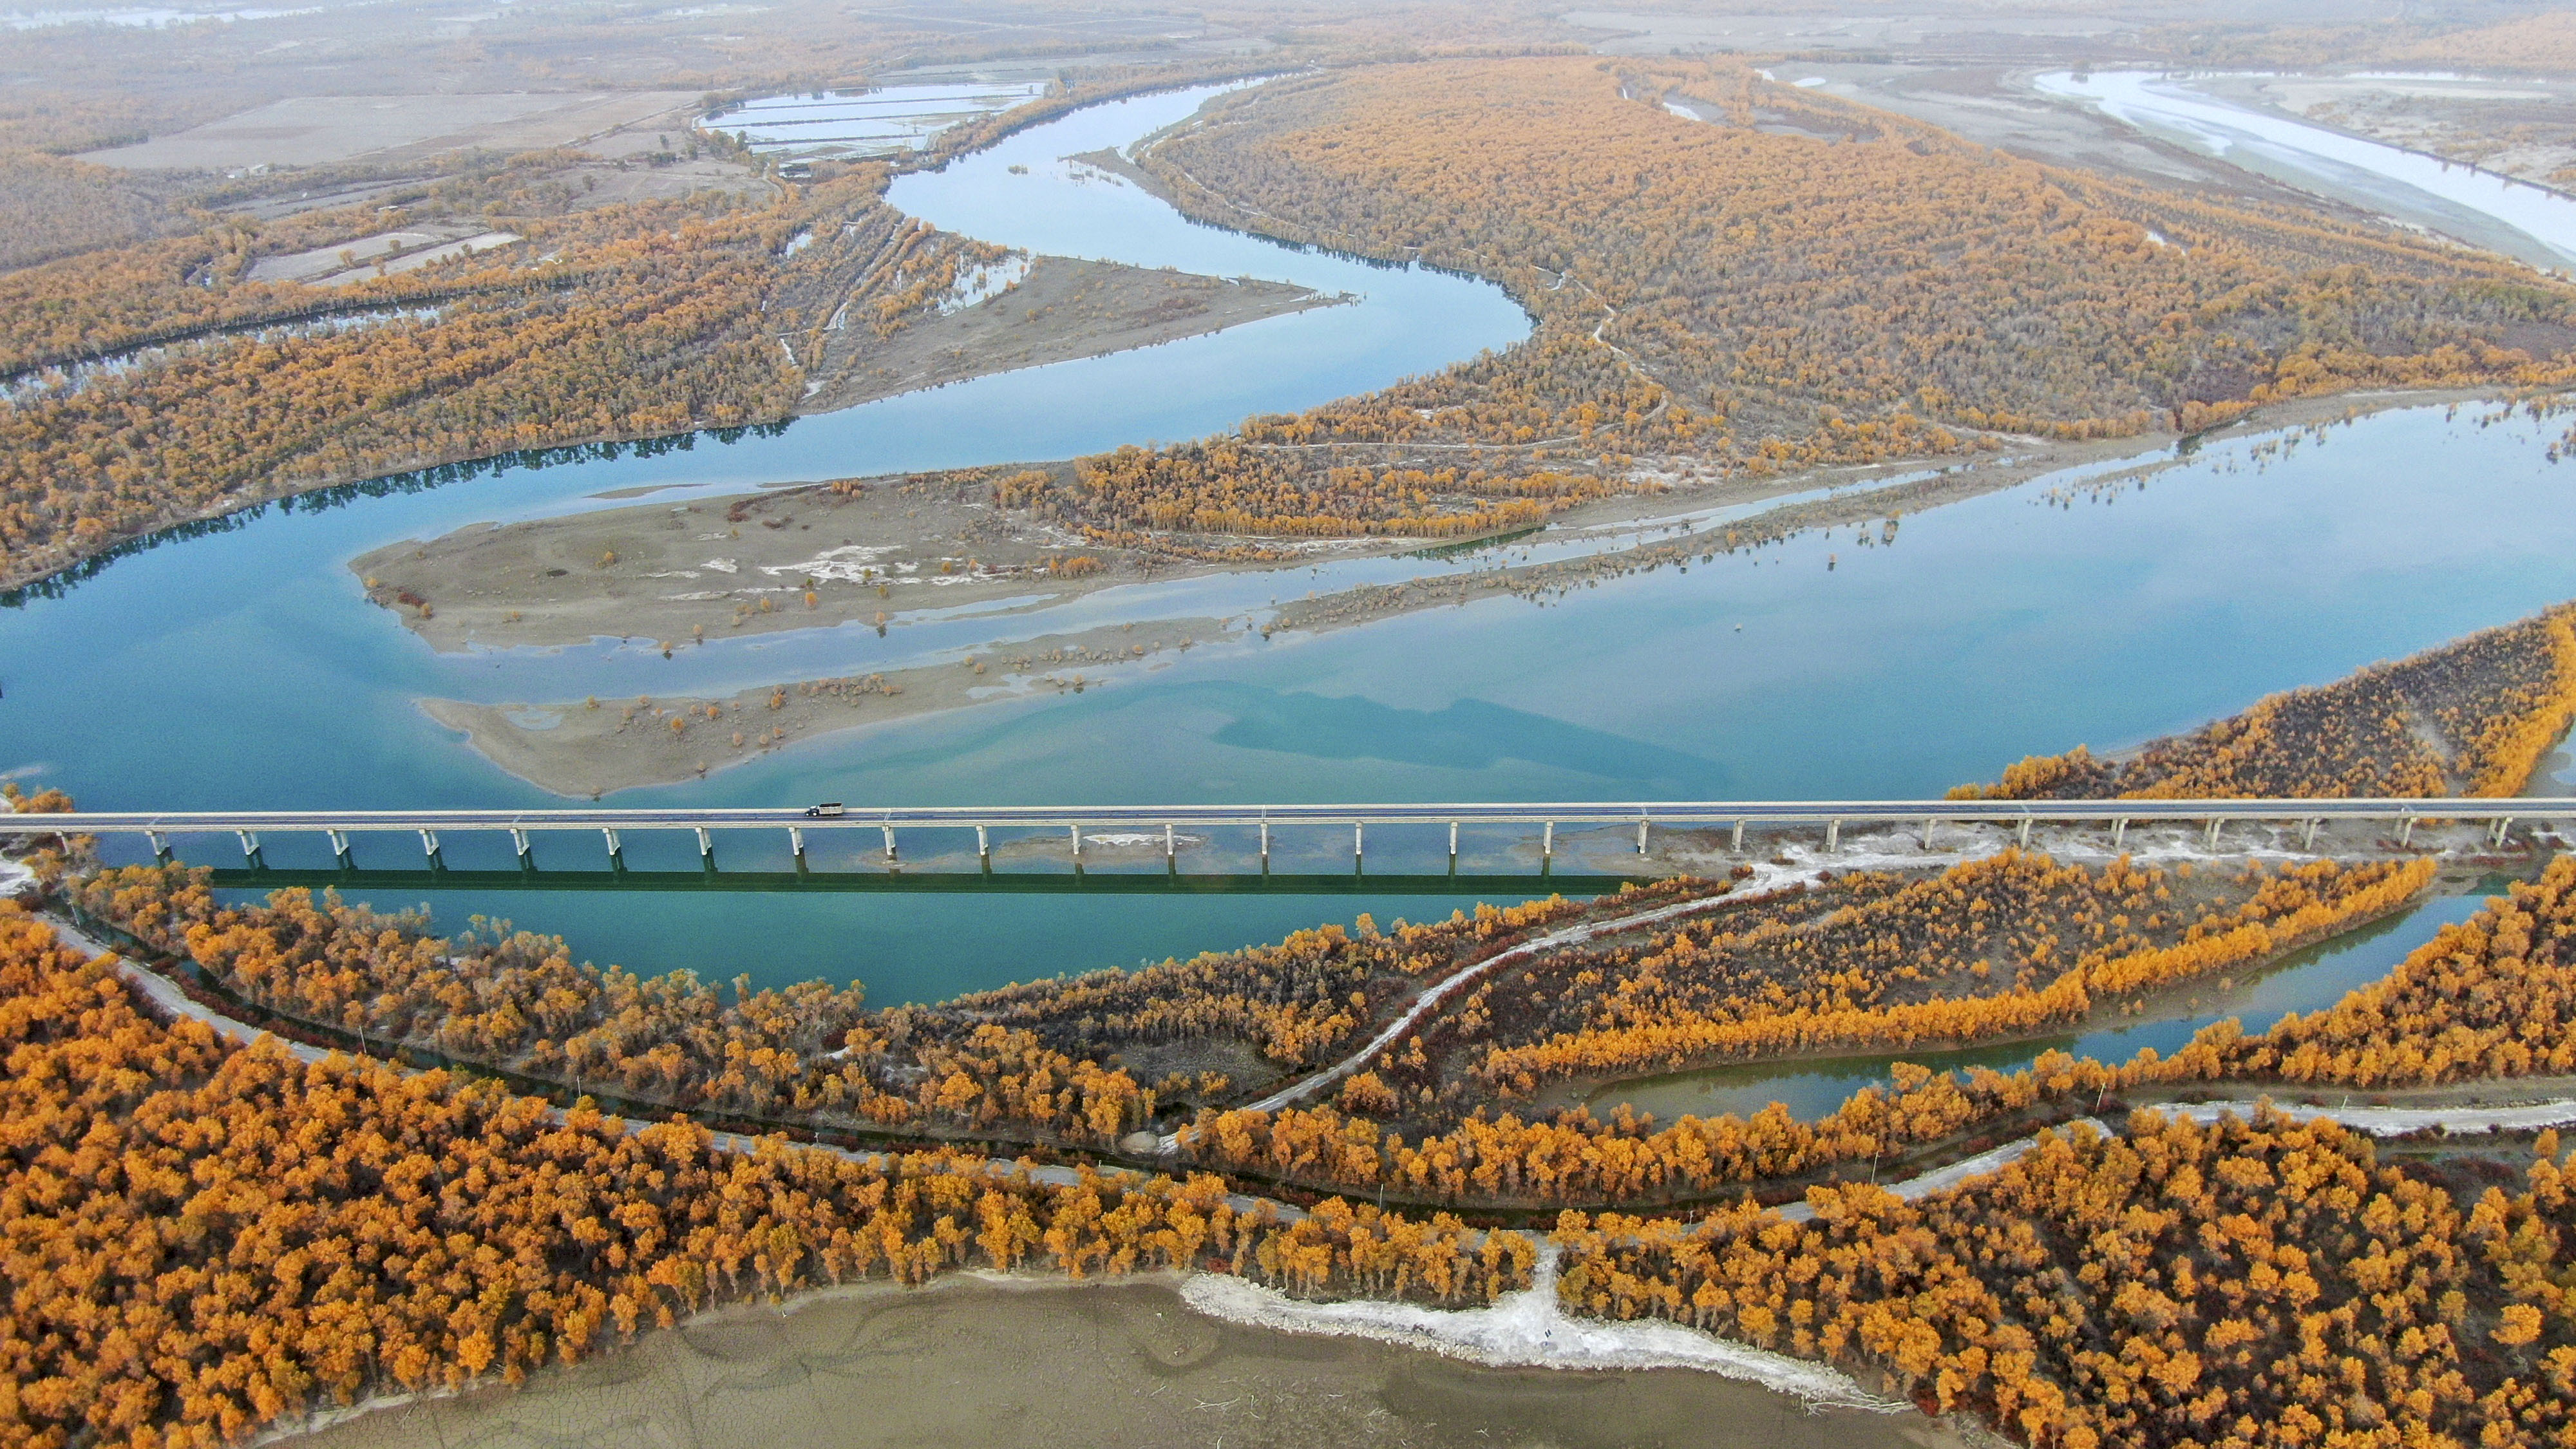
[[985, 54, 2576, 547], [19, 54, 2576, 592], [1956, 601, 2576, 800]]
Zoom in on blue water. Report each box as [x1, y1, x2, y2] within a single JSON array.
[[1580, 889, 2497, 1122], [2041, 71, 2576, 271], [5, 84, 2574, 1007]]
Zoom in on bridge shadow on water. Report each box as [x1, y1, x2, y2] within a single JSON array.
[[205, 865, 1657, 896]]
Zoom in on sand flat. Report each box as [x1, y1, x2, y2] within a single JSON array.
[[84, 91, 699, 170], [281, 1276, 1969, 1449]]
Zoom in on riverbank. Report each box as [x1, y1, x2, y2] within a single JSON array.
[[1537, 853, 2515, 1122], [419, 612, 1232, 796], [802, 254, 1349, 413], [400, 384, 2505, 797]]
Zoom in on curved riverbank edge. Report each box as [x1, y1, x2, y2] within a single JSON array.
[[0, 73, 1408, 604]]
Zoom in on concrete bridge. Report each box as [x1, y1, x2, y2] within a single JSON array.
[[15, 797, 2566, 871]]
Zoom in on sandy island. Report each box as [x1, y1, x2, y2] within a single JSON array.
[[801, 254, 1349, 412], [421, 613, 1233, 796], [384, 388, 2496, 796]]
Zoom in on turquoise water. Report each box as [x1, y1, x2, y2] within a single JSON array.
[[1578, 888, 2499, 1123], [5, 85, 2575, 1007]]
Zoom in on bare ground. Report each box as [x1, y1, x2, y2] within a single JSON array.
[[422, 614, 1229, 797], [79, 91, 703, 172], [280, 1274, 1969, 1449], [355, 467, 1145, 655], [804, 254, 1345, 411]]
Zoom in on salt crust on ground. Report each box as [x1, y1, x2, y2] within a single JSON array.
[[1182, 1246, 1906, 1410]]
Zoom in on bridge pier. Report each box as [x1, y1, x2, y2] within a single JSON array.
[[52, 800, 2576, 880], [691, 827, 711, 866]]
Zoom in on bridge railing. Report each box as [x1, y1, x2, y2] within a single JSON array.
[[11, 797, 2566, 871]]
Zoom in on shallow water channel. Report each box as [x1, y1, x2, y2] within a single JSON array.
[[2038, 70, 2576, 269], [1578, 887, 2499, 1124]]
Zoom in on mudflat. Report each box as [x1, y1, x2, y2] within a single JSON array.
[[421, 614, 1231, 796], [80, 91, 701, 171], [352, 468, 1164, 656], [803, 255, 1347, 411], [281, 1276, 1970, 1449]]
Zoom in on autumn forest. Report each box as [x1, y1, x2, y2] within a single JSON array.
[[14, 3, 2576, 1448]]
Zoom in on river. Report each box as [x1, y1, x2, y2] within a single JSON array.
[[19, 70, 2576, 1447], [5, 79, 2573, 1019], [1577, 886, 2501, 1124], [2036, 70, 2576, 270]]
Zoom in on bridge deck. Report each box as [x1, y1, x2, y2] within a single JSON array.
[[20, 797, 2572, 833]]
